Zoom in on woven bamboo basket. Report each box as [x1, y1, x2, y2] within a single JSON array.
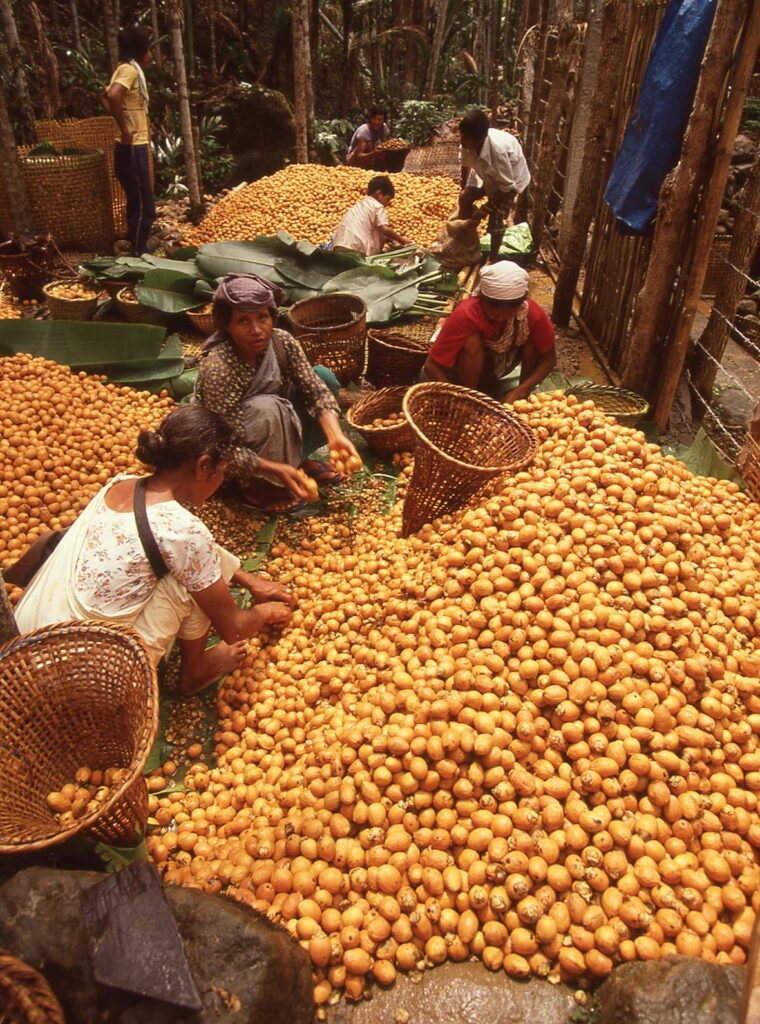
[[379, 146, 411, 172], [185, 305, 216, 336], [288, 293, 367, 384], [366, 318, 438, 388], [703, 236, 732, 297], [738, 433, 760, 503], [0, 951, 65, 1024], [401, 382, 537, 536], [0, 148, 113, 251], [43, 280, 99, 321], [565, 382, 649, 424], [116, 286, 169, 328], [403, 140, 461, 181], [0, 246, 52, 301], [346, 387, 414, 456], [0, 621, 158, 852]]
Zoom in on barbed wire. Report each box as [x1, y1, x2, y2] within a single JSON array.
[[726, 197, 760, 222], [692, 338, 759, 404], [685, 371, 742, 461], [709, 245, 760, 292], [705, 305, 760, 361]]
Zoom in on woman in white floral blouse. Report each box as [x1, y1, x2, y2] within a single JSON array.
[[15, 406, 293, 694], [194, 274, 360, 512]]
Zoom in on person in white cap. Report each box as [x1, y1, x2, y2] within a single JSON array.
[[422, 262, 555, 402]]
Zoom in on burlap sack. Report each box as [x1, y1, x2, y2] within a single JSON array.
[[429, 215, 482, 271]]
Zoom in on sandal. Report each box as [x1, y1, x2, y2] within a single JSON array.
[[300, 459, 342, 486]]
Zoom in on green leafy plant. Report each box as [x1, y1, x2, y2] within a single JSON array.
[[152, 115, 235, 198], [395, 99, 451, 147], [315, 117, 357, 164]]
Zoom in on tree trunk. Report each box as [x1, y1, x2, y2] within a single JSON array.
[[207, 0, 216, 78], [167, 0, 204, 220], [102, 0, 119, 71], [530, 21, 575, 252], [149, 0, 162, 67], [622, 0, 747, 397], [424, 0, 449, 98], [489, 0, 503, 123], [69, 0, 81, 51], [552, 0, 625, 325], [292, 0, 315, 163], [0, 81, 34, 234], [0, 0, 35, 140]]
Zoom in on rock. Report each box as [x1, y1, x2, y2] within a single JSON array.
[[0, 867, 313, 1024], [737, 298, 758, 315], [732, 133, 756, 163], [219, 86, 296, 184], [597, 956, 744, 1024], [325, 962, 576, 1024], [750, 400, 760, 441], [715, 385, 754, 428]]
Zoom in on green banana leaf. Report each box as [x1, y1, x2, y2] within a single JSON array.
[[196, 239, 292, 285], [0, 319, 168, 363], [136, 270, 208, 313], [140, 254, 203, 277], [323, 264, 420, 323]]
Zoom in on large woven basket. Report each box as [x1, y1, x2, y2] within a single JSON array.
[[287, 292, 367, 384], [0, 148, 113, 251], [738, 433, 760, 503], [346, 386, 415, 456], [0, 951, 64, 1024], [366, 318, 438, 388], [0, 622, 158, 852], [565, 382, 649, 424], [185, 306, 215, 336], [401, 382, 537, 536], [116, 286, 169, 328], [43, 280, 99, 321], [0, 246, 52, 301]]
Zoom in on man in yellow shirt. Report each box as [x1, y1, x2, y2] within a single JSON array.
[[104, 27, 155, 255]]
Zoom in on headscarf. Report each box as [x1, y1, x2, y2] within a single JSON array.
[[202, 273, 286, 353], [478, 261, 530, 301]]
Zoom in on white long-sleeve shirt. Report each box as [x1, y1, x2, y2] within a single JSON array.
[[462, 129, 531, 195]]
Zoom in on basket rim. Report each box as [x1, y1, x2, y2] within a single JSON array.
[[565, 381, 649, 415], [116, 286, 140, 303], [402, 381, 537, 475], [288, 291, 367, 319], [346, 386, 410, 433], [0, 620, 159, 854], [367, 329, 432, 354]]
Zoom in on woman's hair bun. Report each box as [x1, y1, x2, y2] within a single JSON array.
[[136, 428, 166, 467]]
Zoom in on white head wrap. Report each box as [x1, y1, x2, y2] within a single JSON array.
[[478, 262, 529, 301]]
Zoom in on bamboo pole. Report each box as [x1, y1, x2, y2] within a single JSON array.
[[654, 2, 760, 430], [621, 0, 746, 398]]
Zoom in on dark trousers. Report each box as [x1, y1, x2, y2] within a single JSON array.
[[114, 142, 156, 255]]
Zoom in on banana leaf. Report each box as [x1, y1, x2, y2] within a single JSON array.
[[196, 239, 292, 285], [136, 270, 208, 313], [140, 255, 203, 278], [0, 319, 168, 363], [322, 264, 421, 323]]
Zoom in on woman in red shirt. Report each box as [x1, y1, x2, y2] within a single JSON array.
[[422, 262, 556, 403]]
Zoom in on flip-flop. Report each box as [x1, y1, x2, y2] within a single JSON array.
[[300, 459, 342, 486]]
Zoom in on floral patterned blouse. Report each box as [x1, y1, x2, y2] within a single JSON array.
[[194, 329, 339, 482], [74, 486, 221, 614]]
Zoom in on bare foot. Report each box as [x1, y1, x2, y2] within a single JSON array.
[[178, 640, 247, 695]]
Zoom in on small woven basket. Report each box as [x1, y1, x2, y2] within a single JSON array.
[[185, 306, 215, 336], [0, 621, 158, 852], [738, 433, 760, 503], [116, 286, 169, 328], [366, 318, 438, 388], [346, 386, 414, 456], [565, 382, 649, 424], [0, 247, 52, 301], [0, 951, 65, 1024], [401, 382, 537, 536], [43, 280, 99, 321], [287, 292, 367, 384]]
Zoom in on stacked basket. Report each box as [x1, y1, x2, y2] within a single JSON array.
[[287, 293, 367, 384], [346, 387, 414, 457], [366, 318, 438, 388], [401, 382, 537, 536], [0, 622, 158, 852]]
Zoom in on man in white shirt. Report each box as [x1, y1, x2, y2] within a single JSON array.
[[331, 176, 411, 256], [458, 108, 531, 261]]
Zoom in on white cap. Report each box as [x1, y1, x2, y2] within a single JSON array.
[[479, 261, 530, 301]]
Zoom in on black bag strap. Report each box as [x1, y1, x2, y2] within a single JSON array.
[[133, 477, 169, 581]]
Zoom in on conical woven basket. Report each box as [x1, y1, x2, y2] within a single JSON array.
[[346, 386, 414, 456], [565, 382, 649, 424], [0, 951, 64, 1024], [401, 382, 537, 536], [0, 621, 158, 852]]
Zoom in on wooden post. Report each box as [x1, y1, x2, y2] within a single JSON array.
[[621, 0, 746, 398], [654, 2, 760, 429], [552, 0, 626, 326], [691, 145, 760, 409]]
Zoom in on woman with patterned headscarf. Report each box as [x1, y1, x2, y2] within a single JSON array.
[[194, 273, 361, 512]]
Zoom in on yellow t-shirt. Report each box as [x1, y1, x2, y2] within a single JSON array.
[[109, 63, 149, 145]]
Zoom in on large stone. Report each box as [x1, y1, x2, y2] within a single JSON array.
[[732, 134, 756, 163], [596, 956, 744, 1024], [325, 962, 576, 1024], [219, 86, 296, 184], [0, 867, 313, 1024]]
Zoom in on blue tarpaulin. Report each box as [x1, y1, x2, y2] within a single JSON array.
[[603, 0, 717, 235]]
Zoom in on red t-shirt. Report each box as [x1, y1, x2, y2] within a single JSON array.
[[429, 296, 555, 369]]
